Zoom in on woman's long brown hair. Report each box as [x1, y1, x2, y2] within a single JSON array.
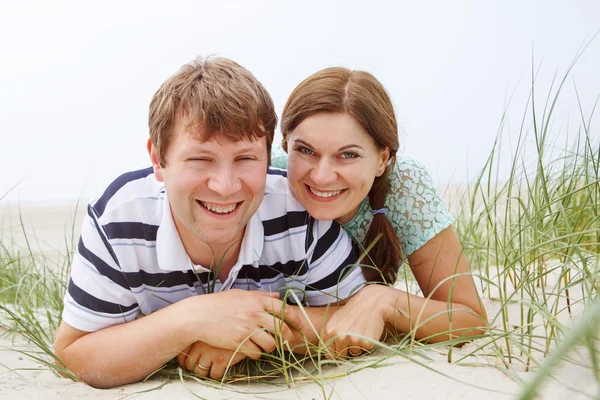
[[281, 67, 401, 284]]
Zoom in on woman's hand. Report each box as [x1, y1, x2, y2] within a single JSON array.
[[178, 341, 247, 380], [322, 285, 393, 359]]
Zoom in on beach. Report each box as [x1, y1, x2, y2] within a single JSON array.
[[0, 203, 598, 400]]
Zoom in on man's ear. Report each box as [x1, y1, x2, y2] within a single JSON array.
[[147, 138, 164, 182]]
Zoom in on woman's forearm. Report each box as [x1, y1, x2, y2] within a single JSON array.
[[288, 304, 337, 353], [380, 285, 487, 343]]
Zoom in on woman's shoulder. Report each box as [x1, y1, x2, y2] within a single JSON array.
[[387, 156, 438, 192], [384, 156, 455, 256]]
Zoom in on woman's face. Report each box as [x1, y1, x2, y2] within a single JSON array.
[[287, 112, 390, 224]]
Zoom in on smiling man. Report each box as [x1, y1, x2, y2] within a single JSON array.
[[53, 57, 366, 388]]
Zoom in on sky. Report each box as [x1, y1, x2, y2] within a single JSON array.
[[1, 0, 599, 204]]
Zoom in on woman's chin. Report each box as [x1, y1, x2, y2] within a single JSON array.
[[306, 208, 341, 222]]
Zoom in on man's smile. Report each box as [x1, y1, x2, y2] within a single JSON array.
[[197, 200, 243, 216]]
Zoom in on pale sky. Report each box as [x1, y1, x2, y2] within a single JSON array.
[[1, 0, 599, 204]]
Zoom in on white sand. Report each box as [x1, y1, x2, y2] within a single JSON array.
[[0, 204, 597, 399]]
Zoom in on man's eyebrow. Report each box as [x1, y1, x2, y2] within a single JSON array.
[[183, 144, 263, 155], [234, 145, 263, 154]]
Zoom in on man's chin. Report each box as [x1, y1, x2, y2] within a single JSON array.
[[193, 226, 245, 246]]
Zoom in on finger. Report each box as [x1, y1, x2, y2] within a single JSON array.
[[274, 321, 297, 350], [350, 333, 377, 353], [210, 350, 245, 380], [209, 360, 226, 381], [257, 310, 296, 347], [323, 333, 340, 360], [359, 338, 376, 353], [335, 337, 350, 359], [185, 343, 205, 371], [348, 345, 363, 357], [257, 313, 296, 350], [253, 290, 280, 298], [238, 338, 264, 360], [178, 344, 199, 371], [177, 345, 192, 369], [250, 329, 277, 354], [262, 298, 303, 329], [194, 357, 212, 378], [231, 350, 247, 364]]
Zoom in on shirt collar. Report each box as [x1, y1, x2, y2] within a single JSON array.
[[156, 192, 264, 272]]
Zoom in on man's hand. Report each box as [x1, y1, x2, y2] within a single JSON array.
[[322, 285, 391, 359], [178, 341, 246, 380], [193, 289, 302, 359]]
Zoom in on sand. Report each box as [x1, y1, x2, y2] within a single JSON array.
[[0, 204, 597, 399]]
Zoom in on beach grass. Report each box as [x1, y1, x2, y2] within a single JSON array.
[[1, 52, 599, 398]]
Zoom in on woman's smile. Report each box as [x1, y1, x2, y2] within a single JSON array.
[[306, 185, 347, 201]]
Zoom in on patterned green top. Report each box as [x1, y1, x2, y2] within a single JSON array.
[[271, 145, 454, 258]]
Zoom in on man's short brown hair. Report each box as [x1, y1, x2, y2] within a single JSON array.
[[149, 56, 277, 166]]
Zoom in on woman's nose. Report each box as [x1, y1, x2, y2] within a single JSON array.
[[310, 159, 337, 187]]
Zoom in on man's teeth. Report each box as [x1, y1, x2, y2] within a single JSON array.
[[200, 202, 237, 214], [309, 187, 343, 198]]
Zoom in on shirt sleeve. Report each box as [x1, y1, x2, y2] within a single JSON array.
[[270, 144, 289, 169], [386, 158, 455, 257], [303, 219, 366, 306], [61, 204, 139, 332]]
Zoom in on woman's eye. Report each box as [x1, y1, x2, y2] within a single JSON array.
[[297, 147, 314, 155], [236, 156, 255, 161], [340, 152, 358, 159]]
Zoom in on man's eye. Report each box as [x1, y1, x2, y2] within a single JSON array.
[[340, 152, 358, 159], [236, 156, 256, 161]]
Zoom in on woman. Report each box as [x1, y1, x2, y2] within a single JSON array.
[[271, 67, 487, 358]]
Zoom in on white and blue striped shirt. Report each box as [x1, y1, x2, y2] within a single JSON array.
[[62, 167, 366, 332]]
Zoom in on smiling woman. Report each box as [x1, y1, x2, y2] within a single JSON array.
[[271, 67, 487, 357], [286, 112, 390, 225]]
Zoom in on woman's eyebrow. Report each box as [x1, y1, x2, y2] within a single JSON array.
[[338, 144, 365, 151], [292, 138, 314, 148], [293, 139, 364, 152]]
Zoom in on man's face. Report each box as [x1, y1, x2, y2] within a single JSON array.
[[149, 121, 268, 251]]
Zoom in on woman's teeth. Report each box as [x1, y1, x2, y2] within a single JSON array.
[[200, 202, 237, 214], [309, 187, 343, 198]]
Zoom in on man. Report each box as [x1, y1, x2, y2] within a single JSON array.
[[53, 57, 366, 388]]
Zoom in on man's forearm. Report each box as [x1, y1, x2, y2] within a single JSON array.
[[55, 297, 199, 388], [55, 289, 303, 388]]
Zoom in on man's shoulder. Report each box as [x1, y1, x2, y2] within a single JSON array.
[[89, 166, 164, 222], [251, 169, 312, 240], [259, 169, 305, 218]]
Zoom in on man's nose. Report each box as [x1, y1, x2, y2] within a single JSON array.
[[207, 165, 242, 196]]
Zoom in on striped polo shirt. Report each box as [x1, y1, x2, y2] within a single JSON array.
[[62, 167, 367, 332]]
